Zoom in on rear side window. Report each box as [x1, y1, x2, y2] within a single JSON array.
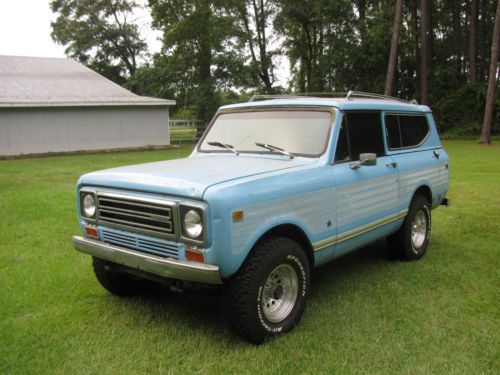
[[334, 112, 385, 162], [385, 114, 430, 149]]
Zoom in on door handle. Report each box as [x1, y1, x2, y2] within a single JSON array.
[[433, 150, 440, 159], [385, 162, 398, 168]]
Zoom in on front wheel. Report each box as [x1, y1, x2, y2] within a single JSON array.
[[388, 194, 431, 261], [223, 236, 310, 344]]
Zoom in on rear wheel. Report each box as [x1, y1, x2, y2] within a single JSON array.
[[388, 194, 431, 261], [92, 257, 150, 296], [223, 236, 310, 344]]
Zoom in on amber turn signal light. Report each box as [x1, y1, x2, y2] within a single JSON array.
[[85, 226, 99, 239], [186, 246, 205, 262], [232, 210, 244, 222]]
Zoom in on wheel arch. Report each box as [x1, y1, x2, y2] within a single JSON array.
[[238, 222, 315, 274], [412, 184, 432, 205]]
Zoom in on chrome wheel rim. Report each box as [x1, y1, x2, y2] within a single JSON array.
[[411, 210, 427, 250], [261, 264, 299, 323]]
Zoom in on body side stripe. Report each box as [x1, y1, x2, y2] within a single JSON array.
[[313, 209, 408, 251]]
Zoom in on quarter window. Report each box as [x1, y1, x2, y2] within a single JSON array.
[[334, 112, 385, 162], [385, 114, 430, 149]]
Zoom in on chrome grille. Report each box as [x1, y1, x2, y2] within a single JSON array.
[[101, 228, 180, 259], [97, 194, 174, 236]]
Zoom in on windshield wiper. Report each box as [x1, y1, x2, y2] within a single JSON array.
[[207, 141, 239, 155], [255, 142, 294, 159]]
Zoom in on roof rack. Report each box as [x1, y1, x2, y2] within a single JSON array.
[[345, 90, 414, 104], [249, 91, 418, 104], [248, 94, 309, 102]]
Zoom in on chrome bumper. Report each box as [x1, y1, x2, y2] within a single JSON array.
[[72, 236, 222, 285]]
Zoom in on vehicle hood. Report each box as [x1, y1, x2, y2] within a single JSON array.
[[78, 155, 312, 199]]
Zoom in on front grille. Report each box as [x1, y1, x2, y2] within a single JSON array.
[[101, 228, 180, 259], [97, 194, 174, 236]]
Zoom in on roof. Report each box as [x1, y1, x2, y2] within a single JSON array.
[[221, 97, 431, 113], [0, 55, 175, 108]]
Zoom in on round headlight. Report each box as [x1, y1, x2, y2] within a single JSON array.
[[183, 209, 202, 238], [82, 194, 96, 218]]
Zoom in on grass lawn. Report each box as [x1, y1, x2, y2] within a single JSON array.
[[0, 141, 498, 374]]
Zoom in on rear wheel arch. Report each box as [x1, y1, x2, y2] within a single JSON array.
[[413, 185, 432, 205]]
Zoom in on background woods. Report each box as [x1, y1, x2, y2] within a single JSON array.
[[51, 0, 499, 139]]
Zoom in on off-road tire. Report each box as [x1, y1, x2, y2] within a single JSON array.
[[388, 194, 431, 261], [92, 257, 149, 296], [223, 236, 310, 344]]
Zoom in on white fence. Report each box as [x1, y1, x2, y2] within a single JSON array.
[[169, 119, 205, 145]]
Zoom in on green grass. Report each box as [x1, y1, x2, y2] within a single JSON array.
[[0, 141, 498, 374]]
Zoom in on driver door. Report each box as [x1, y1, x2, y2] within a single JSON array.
[[333, 112, 398, 239]]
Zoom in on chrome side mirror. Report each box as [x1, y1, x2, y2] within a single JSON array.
[[350, 153, 377, 169]]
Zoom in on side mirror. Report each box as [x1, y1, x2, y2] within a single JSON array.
[[350, 153, 377, 169]]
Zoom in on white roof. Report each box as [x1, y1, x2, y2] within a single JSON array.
[[0, 55, 175, 108]]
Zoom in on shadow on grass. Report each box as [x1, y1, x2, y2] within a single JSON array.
[[111, 239, 390, 342]]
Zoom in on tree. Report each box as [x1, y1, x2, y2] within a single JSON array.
[[149, 0, 246, 124], [420, 0, 430, 105], [384, 0, 403, 96], [469, 0, 479, 84], [480, 0, 500, 145], [51, 0, 146, 84], [236, 0, 278, 93], [274, 0, 359, 93]]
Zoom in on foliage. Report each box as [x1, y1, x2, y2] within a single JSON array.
[[51, 0, 499, 133], [431, 79, 498, 135], [147, 0, 249, 122], [50, 0, 147, 84]]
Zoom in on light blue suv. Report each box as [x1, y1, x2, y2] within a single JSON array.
[[72, 92, 450, 343]]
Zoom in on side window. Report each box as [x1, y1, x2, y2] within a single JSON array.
[[385, 115, 402, 149], [400, 115, 429, 147], [385, 114, 430, 149], [334, 117, 350, 162], [345, 112, 385, 160]]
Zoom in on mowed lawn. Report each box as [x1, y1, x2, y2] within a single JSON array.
[[0, 141, 498, 374]]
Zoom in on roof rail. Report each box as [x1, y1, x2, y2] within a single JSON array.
[[248, 94, 309, 102], [248, 91, 418, 104], [346, 90, 413, 104]]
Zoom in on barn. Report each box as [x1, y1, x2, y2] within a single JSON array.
[[0, 55, 175, 156]]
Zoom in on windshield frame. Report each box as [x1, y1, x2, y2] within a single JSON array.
[[197, 106, 336, 158]]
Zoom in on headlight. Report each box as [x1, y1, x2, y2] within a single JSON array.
[[182, 208, 203, 239], [82, 193, 96, 218]]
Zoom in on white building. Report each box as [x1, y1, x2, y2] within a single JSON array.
[[0, 55, 175, 156]]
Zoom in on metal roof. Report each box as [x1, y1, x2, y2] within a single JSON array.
[[0, 55, 175, 108]]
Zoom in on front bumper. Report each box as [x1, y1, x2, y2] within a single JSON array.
[[72, 236, 222, 285]]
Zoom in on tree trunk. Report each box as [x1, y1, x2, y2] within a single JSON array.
[[452, 2, 462, 76], [355, 0, 367, 44], [469, 0, 478, 84], [480, 0, 500, 145], [411, 0, 420, 98], [480, 0, 487, 81], [385, 0, 403, 96], [196, 1, 215, 134], [420, 0, 430, 105]]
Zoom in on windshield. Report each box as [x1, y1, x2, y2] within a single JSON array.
[[199, 109, 334, 157]]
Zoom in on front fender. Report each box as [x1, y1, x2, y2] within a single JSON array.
[[203, 165, 336, 278], [237, 215, 314, 267]]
